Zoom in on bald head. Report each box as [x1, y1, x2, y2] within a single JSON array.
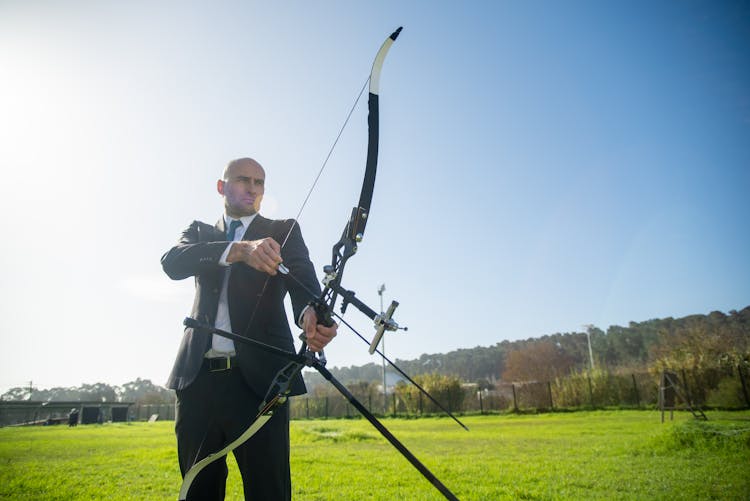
[[223, 157, 265, 181], [218, 157, 266, 217]]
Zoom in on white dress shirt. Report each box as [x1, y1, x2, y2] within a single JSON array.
[[206, 213, 311, 358], [208, 214, 257, 356]]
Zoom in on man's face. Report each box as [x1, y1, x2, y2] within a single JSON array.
[[218, 160, 265, 218]]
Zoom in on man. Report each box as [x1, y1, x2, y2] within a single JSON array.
[[161, 157, 337, 500]]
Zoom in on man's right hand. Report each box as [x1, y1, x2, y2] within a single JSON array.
[[227, 238, 282, 275]]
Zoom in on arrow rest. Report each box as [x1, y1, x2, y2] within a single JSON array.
[[321, 265, 337, 287]]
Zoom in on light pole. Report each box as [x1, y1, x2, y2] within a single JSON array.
[[583, 324, 595, 371], [378, 283, 387, 414]]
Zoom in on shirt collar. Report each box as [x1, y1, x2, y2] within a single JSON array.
[[224, 213, 258, 230]]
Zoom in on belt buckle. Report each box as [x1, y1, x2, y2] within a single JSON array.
[[209, 356, 232, 372]]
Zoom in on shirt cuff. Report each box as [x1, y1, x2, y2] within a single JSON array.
[[218, 242, 234, 266], [297, 305, 312, 329]]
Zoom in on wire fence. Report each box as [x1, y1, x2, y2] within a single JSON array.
[[3, 365, 747, 425], [290, 365, 750, 419]]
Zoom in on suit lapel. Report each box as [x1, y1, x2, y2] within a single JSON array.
[[242, 215, 271, 241], [215, 218, 227, 240]]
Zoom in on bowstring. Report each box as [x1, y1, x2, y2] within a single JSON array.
[[279, 75, 370, 249], [241, 75, 370, 340]]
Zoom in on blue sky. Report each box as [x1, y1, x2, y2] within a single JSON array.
[[1, 1, 748, 394]]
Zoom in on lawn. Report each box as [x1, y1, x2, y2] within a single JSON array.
[[0, 410, 748, 500]]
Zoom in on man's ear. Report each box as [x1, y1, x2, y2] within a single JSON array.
[[217, 179, 225, 195]]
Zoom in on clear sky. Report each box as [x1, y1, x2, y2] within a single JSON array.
[[1, 1, 748, 395]]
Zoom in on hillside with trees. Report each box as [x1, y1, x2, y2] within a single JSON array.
[[4, 307, 747, 410], [308, 306, 750, 388]]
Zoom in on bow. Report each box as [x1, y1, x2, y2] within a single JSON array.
[[284, 26, 404, 335], [179, 27, 461, 500]]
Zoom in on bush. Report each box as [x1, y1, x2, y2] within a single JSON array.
[[706, 378, 746, 408], [664, 420, 750, 451]]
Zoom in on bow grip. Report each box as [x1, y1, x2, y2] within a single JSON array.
[[311, 299, 334, 328]]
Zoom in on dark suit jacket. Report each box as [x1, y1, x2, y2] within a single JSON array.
[[161, 215, 320, 398]]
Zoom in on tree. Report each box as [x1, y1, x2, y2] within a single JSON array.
[[394, 373, 463, 414], [77, 383, 117, 402], [650, 308, 750, 370], [1, 386, 32, 401], [118, 378, 175, 405], [502, 341, 576, 382]]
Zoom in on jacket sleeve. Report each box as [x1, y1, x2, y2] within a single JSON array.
[[161, 220, 230, 280]]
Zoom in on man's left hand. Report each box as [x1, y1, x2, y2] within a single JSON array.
[[302, 308, 338, 352]]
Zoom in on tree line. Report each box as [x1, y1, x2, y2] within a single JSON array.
[[4, 306, 747, 409], [0, 378, 174, 406], [307, 306, 750, 388]]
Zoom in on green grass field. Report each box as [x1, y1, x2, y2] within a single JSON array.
[[1, 410, 748, 500]]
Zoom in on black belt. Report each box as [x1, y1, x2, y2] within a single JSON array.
[[204, 356, 237, 372]]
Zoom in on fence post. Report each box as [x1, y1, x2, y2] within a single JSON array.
[[512, 384, 518, 412], [419, 392, 423, 416], [324, 397, 328, 419], [738, 365, 750, 408], [391, 393, 397, 417], [681, 369, 693, 404], [632, 374, 641, 408], [587, 375, 594, 408], [547, 381, 554, 410], [479, 391, 484, 415]]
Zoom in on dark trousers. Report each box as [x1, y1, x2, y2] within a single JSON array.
[[176, 366, 291, 501]]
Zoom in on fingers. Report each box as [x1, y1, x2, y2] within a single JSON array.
[[306, 322, 338, 352], [251, 239, 282, 275], [233, 238, 282, 275], [302, 307, 338, 352], [302, 308, 317, 339]]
